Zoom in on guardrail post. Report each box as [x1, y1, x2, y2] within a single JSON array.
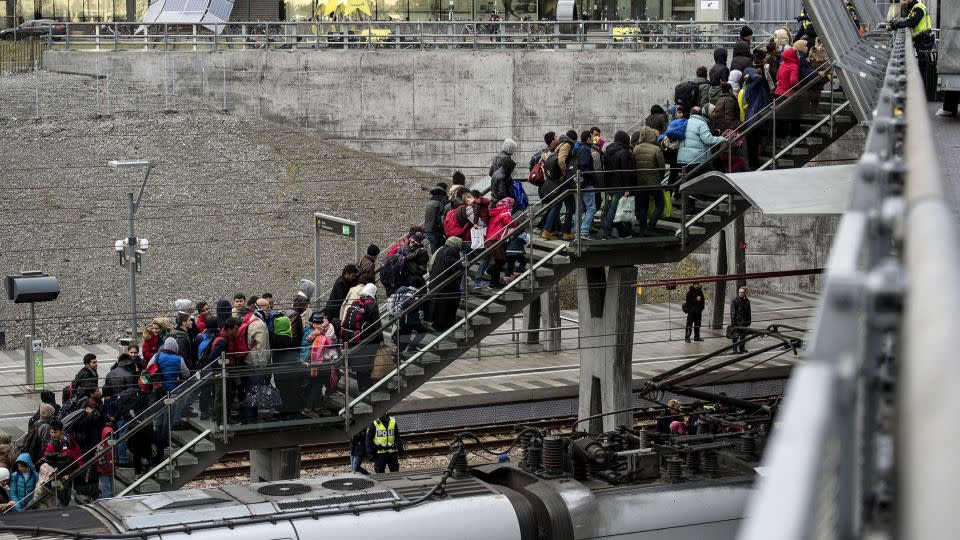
[[680, 168, 688, 250], [343, 347, 351, 431], [575, 171, 583, 257], [220, 352, 228, 443], [771, 98, 778, 171]]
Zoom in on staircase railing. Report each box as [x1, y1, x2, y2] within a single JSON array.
[[117, 428, 212, 497]]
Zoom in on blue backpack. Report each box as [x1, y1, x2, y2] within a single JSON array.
[[511, 180, 529, 211]]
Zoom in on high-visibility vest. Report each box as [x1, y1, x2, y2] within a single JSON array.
[[909, 2, 932, 38], [799, 9, 812, 30], [372, 417, 397, 453]]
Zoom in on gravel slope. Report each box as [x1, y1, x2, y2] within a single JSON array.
[[0, 71, 439, 348]]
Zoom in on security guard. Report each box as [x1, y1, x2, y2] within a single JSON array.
[[890, 0, 935, 85], [845, 1, 864, 34], [794, 8, 816, 45], [366, 414, 404, 473]]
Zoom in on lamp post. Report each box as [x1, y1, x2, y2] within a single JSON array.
[[108, 159, 152, 343]]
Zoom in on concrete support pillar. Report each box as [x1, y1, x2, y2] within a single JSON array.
[[250, 447, 301, 482], [733, 216, 747, 290], [523, 297, 541, 345], [576, 266, 638, 433], [523, 287, 561, 351]]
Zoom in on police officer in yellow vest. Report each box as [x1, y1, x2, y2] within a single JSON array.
[[794, 8, 816, 46], [366, 414, 404, 473], [891, 0, 935, 85]]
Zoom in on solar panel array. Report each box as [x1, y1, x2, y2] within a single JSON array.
[[142, 0, 236, 26], [803, 0, 892, 123], [849, 0, 884, 31]]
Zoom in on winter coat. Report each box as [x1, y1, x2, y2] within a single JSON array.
[[43, 432, 83, 469], [366, 417, 404, 456], [423, 192, 448, 234], [774, 48, 800, 97], [602, 131, 634, 189], [744, 68, 772, 130], [169, 328, 195, 370], [73, 366, 98, 395], [142, 334, 160, 364], [730, 297, 752, 326], [488, 150, 516, 178], [285, 294, 310, 348], [571, 141, 595, 186], [685, 287, 705, 314], [711, 92, 741, 133], [8, 453, 37, 511], [245, 315, 271, 367], [350, 428, 367, 457], [631, 127, 667, 187], [103, 354, 139, 397], [690, 76, 711, 109], [95, 427, 114, 476], [489, 160, 516, 203], [764, 53, 779, 88], [678, 115, 727, 165], [425, 237, 463, 328], [662, 118, 688, 142], [555, 136, 574, 177], [404, 245, 429, 283], [340, 284, 365, 323], [730, 40, 754, 72], [486, 199, 514, 242], [358, 254, 377, 285], [708, 48, 730, 103], [323, 275, 356, 321], [645, 105, 670, 133], [150, 350, 189, 392]]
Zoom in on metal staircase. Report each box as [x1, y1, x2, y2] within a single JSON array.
[[25, 69, 864, 504]]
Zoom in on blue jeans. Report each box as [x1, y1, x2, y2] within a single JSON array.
[[636, 190, 665, 232], [99, 474, 113, 499], [115, 418, 129, 466], [545, 194, 575, 234], [602, 192, 630, 237], [578, 189, 597, 236], [351, 454, 370, 475]]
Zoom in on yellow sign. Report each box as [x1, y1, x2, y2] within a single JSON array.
[[319, 0, 372, 17]]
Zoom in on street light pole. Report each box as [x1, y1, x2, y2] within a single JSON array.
[[110, 159, 152, 342]]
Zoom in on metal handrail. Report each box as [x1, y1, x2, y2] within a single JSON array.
[[117, 428, 212, 497]]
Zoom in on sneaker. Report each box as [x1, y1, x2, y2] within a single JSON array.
[[579, 233, 591, 241], [541, 231, 557, 241], [685, 338, 691, 343], [936, 108, 956, 116], [472, 280, 490, 289], [561, 233, 575, 241], [301, 408, 320, 419], [502, 275, 514, 285]]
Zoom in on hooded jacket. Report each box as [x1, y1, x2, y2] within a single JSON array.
[[631, 127, 667, 187], [169, 327, 195, 371], [774, 47, 801, 96], [285, 293, 310, 347], [730, 39, 754, 72], [73, 365, 98, 395], [324, 275, 357, 321], [644, 105, 669, 133], [96, 426, 114, 476], [678, 115, 727, 165], [104, 354, 139, 397], [424, 188, 448, 234], [216, 299, 233, 327], [708, 48, 730, 86], [8, 453, 37, 511], [486, 198, 515, 242], [602, 131, 634, 189], [428, 235, 462, 273], [488, 139, 518, 177], [685, 286, 705, 314], [743, 67, 773, 129], [245, 312, 271, 367], [489, 159, 516, 203], [712, 90, 742, 133]]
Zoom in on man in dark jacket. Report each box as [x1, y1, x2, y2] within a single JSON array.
[[543, 130, 579, 241], [573, 130, 597, 240], [28, 391, 60, 429], [73, 354, 99, 396], [684, 283, 706, 343], [358, 244, 380, 285], [323, 264, 360, 321], [489, 138, 518, 178], [489, 158, 516, 205], [729, 287, 752, 353], [423, 183, 449, 252], [285, 279, 314, 348], [103, 353, 138, 398], [730, 26, 754, 72], [708, 47, 730, 104], [169, 313, 196, 371], [403, 233, 429, 285], [350, 428, 369, 475], [600, 130, 635, 240]]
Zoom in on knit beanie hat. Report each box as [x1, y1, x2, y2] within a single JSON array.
[[298, 279, 316, 300], [362, 283, 378, 298], [740, 25, 753, 39], [0, 467, 9, 482], [501, 138, 518, 155], [163, 337, 178, 353], [174, 299, 193, 312], [367, 244, 381, 257]]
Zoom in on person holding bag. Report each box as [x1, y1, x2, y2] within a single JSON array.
[[601, 130, 636, 239]]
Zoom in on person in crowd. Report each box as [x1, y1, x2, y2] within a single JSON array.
[[270, 316, 302, 420], [173, 299, 198, 339], [366, 413, 404, 473], [389, 277, 427, 354], [645, 104, 669, 133], [678, 106, 728, 174], [890, 0, 935, 86], [350, 428, 369, 475], [711, 82, 741, 134], [631, 127, 667, 237], [216, 298, 233, 327], [763, 40, 779, 88], [773, 46, 801, 143], [542, 130, 578, 242], [489, 155, 516, 206], [483, 197, 515, 287], [454, 189, 492, 289], [0, 467, 9, 507], [95, 426, 114, 499], [600, 130, 635, 240], [285, 279, 314, 348], [103, 349, 139, 399], [231, 293, 246, 318], [303, 313, 339, 418], [149, 337, 190, 394], [169, 313, 196, 371], [341, 283, 382, 393], [245, 295, 260, 314], [209, 317, 240, 426], [730, 25, 753, 72], [572, 130, 598, 241], [684, 283, 706, 343], [656, 399, 684, 434], [708, 47, 730, 104], [530, 131, 557, 232], [5, 453, 38, 511], [194, 302, 210, 333], [261, 293, 274, 311], [424, 183, 449, 253], [141, 317, 171, 364], [728, 69, 743, 94], [742, 67, 772, 169], [489, 138, 518, 178], [73, 353, 99, 396], [403, 233, 430, 287], [358, 244, 380, 285], [444, 172, 466, 215], [42, 420, 81, 507], [241, 299, 273, 421], [729, 287, 752, 353], [691, 66, 711, 108], [323, 264, 360, 322], [340, 280, 367, 323], [23, 403, 55, 464], [425, 236, 463, 330], [29, 391, 60, 429]]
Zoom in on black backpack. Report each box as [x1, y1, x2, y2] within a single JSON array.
[[674, 80, 700, 109], [378, 253, 406, 289], [544, 151, 562, 182]]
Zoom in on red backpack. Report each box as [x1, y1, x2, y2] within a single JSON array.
[[443, 208, 469, 238], [528, 158, 546, 186]]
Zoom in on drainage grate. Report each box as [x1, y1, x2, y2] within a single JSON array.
[[321, 478, 375, 491], [276, 490, 397, 511], [257, 483, 312, 497]]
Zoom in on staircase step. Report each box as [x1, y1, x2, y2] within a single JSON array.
[[353, 401, 374, 414], [412, 351, 443, 364], [172, 430, 216, 452], [470, 288, 523, 302], [370, 391, 391, 402], [163, 449, 199, 467], [466, 299, 507, 312], [404, 364, 425, 376], [114, 468, 162, 494], [656, 220, 705, 236], [528, 251, 571, 265], [457, 311, 491, 325]]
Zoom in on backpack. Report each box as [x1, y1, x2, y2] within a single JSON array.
[[528, 158, 546, 186], [385, 241, 403, 258], [544, 152, 562, 182], [231, 319, 252, 363], [589, 147, 605, 187], [511, 181, 529, 211], [198, 335, 226, 369], [61, 382, 74, 405], [681, 302, 690, 314], [378, 253, 406, 289], [340, 296, 377, 346], [443, 208, 469, 238], [674, 80, 700, 109], [388, 286, 421, 327], [138, 362, 160, 392], [21, 424, 46, 463], [115, 387, 142, 420]]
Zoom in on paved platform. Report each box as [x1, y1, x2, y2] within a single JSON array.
[[930, 102, 960, 229], [0, 292, 816, 439]]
